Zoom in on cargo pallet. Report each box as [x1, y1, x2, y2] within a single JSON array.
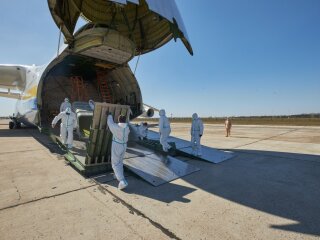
[[45, 102, 131, 177]]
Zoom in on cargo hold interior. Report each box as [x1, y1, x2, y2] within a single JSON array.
[[40, 54, 142, 127]]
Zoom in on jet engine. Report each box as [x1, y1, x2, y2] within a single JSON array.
[[140, 104, 158, 118]]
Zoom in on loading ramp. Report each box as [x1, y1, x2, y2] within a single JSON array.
[[52, 102, 200, 186], [145, 130, 234, 164], [124, 142, 199, 186]]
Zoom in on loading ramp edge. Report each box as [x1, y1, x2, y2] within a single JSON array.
[[37, 126, 88, 174], [124, 155, 200, 187], [121, 139, 200, 186], [136, 139, 177, 156], [145, 130, 235, 164], [137, 138, 203, 160], [54, 136, 112, 177]]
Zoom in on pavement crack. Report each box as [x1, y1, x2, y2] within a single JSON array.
[[93, 180, 182, 240], [84, 185, 145, 239], [0, 184, 97, 212], [12, 180, 21, 201], [8, 169, 21, 202], [0, 148, 44, 156], [233, 128, 300, 149]]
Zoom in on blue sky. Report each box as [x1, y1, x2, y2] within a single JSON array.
[[0, 0, 319, 117]]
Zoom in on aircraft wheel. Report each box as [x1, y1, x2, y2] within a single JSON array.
[[9, 121, 15, 129]]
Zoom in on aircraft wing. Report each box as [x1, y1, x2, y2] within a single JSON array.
[[0, 65, 27, 99]]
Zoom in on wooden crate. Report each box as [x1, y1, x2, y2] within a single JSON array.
[[85, 103, 131, 166]]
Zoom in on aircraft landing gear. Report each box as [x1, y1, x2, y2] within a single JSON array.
[[9, 117, 21, 129], [9, 121, 15, 129]]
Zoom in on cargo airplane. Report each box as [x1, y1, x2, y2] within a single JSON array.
[[0, 0, 192, 129]]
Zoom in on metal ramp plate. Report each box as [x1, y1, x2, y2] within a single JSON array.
[[178, 146, 233, 163], [125, 142, 155, 158], [146, 130, 234, 164], [124, 142, 200, 186]]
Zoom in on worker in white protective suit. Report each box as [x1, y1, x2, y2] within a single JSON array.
[[88, 99, 95, 110], [159, 109, 171, 152], [138, 122, 148, 140], [52, 107, 77, 149], [60, 98, 72, 112], [107, 114, 130, 190], [191, 113, 204, 156]]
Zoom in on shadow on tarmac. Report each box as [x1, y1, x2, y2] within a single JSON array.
[[3, 126, 320, 237], [0, 126, 66, 155], [103, 148, 320, 237], [0, 128, 36, 137], [213, 149, 320, 236]]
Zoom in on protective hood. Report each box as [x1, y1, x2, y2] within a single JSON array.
[[159, 109, 166, 116], [48, 0, 193, 55], [118, 122, 128, 128], [88, 100, 95, 110], [192, 113, 198, 120], [65, 107, 71, 114]]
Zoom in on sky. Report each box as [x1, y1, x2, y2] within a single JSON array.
[[0, 0, 319, 117]]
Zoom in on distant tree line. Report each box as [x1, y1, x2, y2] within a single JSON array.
[[137, 113, 320, 126]]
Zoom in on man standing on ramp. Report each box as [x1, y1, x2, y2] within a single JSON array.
[[107, 114, 130, 190], [191, 113, 204, 156], [159, 109, 172, 152]]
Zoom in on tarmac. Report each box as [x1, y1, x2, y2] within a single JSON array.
[[0, 119, 319, 240]]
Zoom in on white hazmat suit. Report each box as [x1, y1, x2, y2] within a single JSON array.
[[159, 109, 171, 152], [107, 115, 130, 190], [191, 113, 204, 156], [138, 122, 148, 140], [88, 99, 95, 110], [60, 98, 72, 112], [52, 107, 77, 149]]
